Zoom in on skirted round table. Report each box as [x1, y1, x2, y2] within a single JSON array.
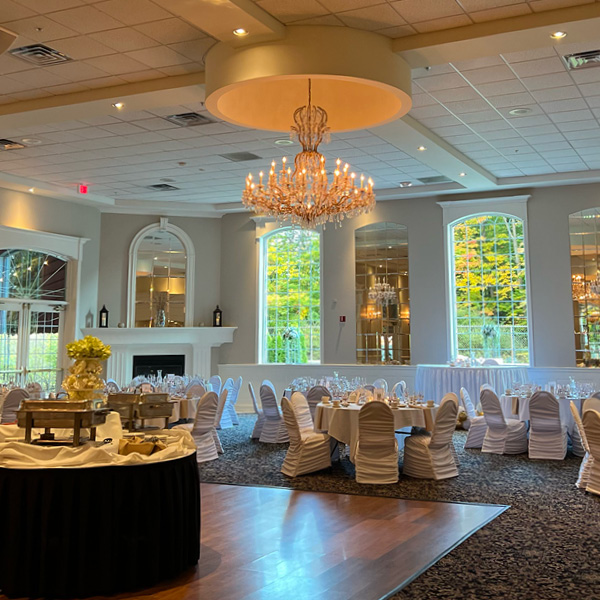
[[0, 429, 200, 598]]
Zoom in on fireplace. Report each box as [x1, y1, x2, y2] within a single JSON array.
[[132, 354, 185, 377]]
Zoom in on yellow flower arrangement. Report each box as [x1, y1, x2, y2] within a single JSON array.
[[63, 336, 111, 400]]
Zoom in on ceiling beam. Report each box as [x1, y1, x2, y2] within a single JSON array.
[[393, 4, 600, 67]]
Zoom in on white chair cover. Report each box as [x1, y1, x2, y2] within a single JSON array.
[[217, 378, 235, 430], [571, 400, 593, 489], [209, 375, 222, 396], [173, 391, 219, 463], [582, 409, 600, 496], [280, 394, 331, 477], [403, 393, 459, 480], [262, 379, 276, 396], [461, 387, 488, 448], [1, 388, 29, 424], [528, 391, 567, 460], [258, 384, 289, 444], [106, 379, 120, 393], [584, 396, 600, 414], [283, 388, 293, 399], [355, 401, 398, 484], [306, 385, 331, 423], [212, 389, 228, 454], [372, 378, 388, 394], [391, 380, 406, 398], [248, 382, 265, 439], [226, 376, 242, 426], [482, 358, 500, 365], [480, 388, 528, 454]]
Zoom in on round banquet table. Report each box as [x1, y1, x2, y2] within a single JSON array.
[[0, 452, 200, 598], [415, 364, 528, 402], [314, 402, 437, 462], [500, 395, 582, 434]]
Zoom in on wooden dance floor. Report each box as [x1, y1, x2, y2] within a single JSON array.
[[11, 483, 506, 600]]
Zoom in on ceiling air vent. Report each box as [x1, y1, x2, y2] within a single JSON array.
[[0, 139, 25, 150], [563, 50, 600, 71], [417, 175, 453, 185], [219, 151, 261, 162], [147, 184, 180, 191], [164, 112, 214, 127], [9, 44, 72, 66]]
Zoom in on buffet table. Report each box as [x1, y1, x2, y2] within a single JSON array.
[[415, 364, 528, 402], [0, 428, 200, 598]]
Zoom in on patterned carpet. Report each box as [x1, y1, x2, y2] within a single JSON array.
[[199, 414, 600, 600]]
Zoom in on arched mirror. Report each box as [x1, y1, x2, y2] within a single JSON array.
[[355, 222, 410, 364], [128, 220, 194, 327]]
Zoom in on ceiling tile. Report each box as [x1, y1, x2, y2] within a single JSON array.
[[529, 0, 594, 11], [4, 15, 78, 41], [549, 109, 594, 123], [459, 109, 503, 123], [319, 0, 382, 11], [540, 98, 588, 114], [557, 120, 600, 133], [48, 60, 111, 82], [501, 46, 557, 63], [578, 82, 600, 97], [450, 56, 505, 71], [48, 6, 124, 34], [414, 72, 469, 92], [521, 72, 573, 91], [8, 68, 72, 87], [531, 86, 582, 102], [125, 46, 190, 68], [0, 0, 37, 21], [412, 14, 472, 33], [89, 27, 159, 52], [135, 18, 207, 44], [95, 0, 171, 25], [474, 80, 527, 96], [390, 0, 465, 22], [462, 64, 517, 85], [570, 69, 600, 86], [156, 63, 203, 76], [470, 3, 531, 22], [50, 34, 116, 60], [488, 91, 536, 108], [510, 56, 566, 78], [337, 4, 405, 29], [120, 69, 166, 82], [255, 0, 328, 23], [16, 0, 83, 11], [375, 24, 416, 37], [167, 39, 216, 63], [292, 14, 346, 26], [428, 86, 482, 102], [442, 98, 491, 114], [86, 54, 149, 75]]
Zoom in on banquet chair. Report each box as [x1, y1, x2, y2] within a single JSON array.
[[403, 393, 459, 480], [136, 382, 154, 393], [570, 401, 593, 489], [391, 380, 406, 398], [355, 400, 398, 484], [372, 378, 388, 394], [584, 396, 600, 414], [217, 378, 235, 429], [258, 384, 289, 444], [106, 379, 120, 394], [227, 376, 242, 426], [461, 387, 488, 449], [480, 388, 528, 454], [528, 391, 567, 460], [173, 391, 220, 463], [209, 375, 222, 396], [185, 382, 206, 399], [212, 388, 228, 454], [482, 358, 500, 365], [582, 409, 600, 496], [306, 385, 331, 422], [280, 393, 331, 477], [248, 382, 265, 439], [26, 381, 43, 398], [262, 379, 277, 396], [1, 388, 29, 424]]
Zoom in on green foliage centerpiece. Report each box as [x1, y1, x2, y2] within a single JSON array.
[[62, 335, 111, 401]]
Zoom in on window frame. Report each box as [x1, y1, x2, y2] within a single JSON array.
[[258, 226, 323, 365], [439, 196, 533, 366]]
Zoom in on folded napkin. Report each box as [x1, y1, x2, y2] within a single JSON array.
[[118, 436, 167, 456]]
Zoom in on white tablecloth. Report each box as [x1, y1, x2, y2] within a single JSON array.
[[415, 364, 528, 403], [314, 402, 437, 462], [138, 396, 200, 428], [500, 395, 582, 434]]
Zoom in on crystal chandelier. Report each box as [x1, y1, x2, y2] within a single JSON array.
[[572, 274, 600, 301], [242, 79, 375, 229], [368, 279, 396, 305]]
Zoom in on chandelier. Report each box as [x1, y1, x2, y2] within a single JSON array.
[[572, 274, 600, 301], [368, 279, 396, 305], [242, 79, 375, 229]]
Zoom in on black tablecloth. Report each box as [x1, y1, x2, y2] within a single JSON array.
[[0, 452, 200, 598]]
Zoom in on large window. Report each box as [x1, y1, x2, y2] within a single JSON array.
[[450, 214, 529, 364], [355, 222, 410, 364], [0, 249, 67, 390], [261, 228, 321, 364]]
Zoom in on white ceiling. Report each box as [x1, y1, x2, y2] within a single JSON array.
[[0, 0, 599, 214]]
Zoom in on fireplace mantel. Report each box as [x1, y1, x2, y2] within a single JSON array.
[[81, 327, 236, 384]]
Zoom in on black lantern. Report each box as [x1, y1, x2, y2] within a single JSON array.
[[213, 305, 222, 327], [99, 305, 109, 328]]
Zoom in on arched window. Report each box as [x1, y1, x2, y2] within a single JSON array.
[[355, 222, 410, 364], [0, 249, 67, 390], [128, 219, 195, 327], [261, 228, 321, 364], [450, 214, 529, 364]]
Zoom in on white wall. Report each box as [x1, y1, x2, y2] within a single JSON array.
[[219, 182, 600, 370], [0, 188, 101, 334]]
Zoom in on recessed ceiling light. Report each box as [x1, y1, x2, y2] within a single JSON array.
[[274, 139, 294, 146], [417, 145, 426, 152], [28, 187, 35, 193], [508, 107, 532, 116], [112, 102, 124, 109], [233, 28, 249, 37], [550, 31, 567, 40], [459, 172, 466, 177], [399, 181, 413, 187], [21, 138, 42, 145]]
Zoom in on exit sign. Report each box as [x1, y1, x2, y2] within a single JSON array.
[[78, 184, 88, 195]]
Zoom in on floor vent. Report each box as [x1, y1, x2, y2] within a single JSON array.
[[164, 112, 214, 127], [147, 184, 180, 191], [563, 50, 600, 71], [0, 139, 25, 150], [417, 175, 453, 185], [219, 151, 261, 162], [9, 44, 72, 66]]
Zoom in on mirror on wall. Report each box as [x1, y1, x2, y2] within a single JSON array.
[[570, 207, 600, 366], [355, 222, 410, 364], [134, 229, 186, 327]]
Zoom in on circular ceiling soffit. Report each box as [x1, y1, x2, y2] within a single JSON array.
[[205, 26, 412, 133]]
